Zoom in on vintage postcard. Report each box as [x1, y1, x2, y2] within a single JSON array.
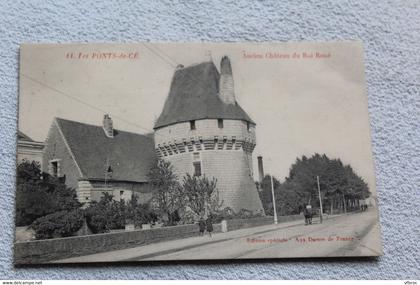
[[15, 42, 382, 264]]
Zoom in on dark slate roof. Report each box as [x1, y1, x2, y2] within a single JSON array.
[[154, 61, 255, 129], [18, 131, 34, 141], [55, 118, 156, 183]]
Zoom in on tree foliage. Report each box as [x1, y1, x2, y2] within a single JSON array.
[[15, 160, 81, 226], [287, 153, 370, 203], [147, 159, 224, 225], [148, 160, 185, 225], [259, 153, 370, 216], [258, 176, 304, 216], [182, 173, 222, 217], [258, 175, 281, 215]]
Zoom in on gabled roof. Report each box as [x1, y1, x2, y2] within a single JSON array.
[[154, 61, 255, 129], [55, 118, 156, 183]]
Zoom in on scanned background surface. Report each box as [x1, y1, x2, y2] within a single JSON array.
[[0, 0, 418, 279]]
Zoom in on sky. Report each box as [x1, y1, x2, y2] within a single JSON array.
[[18, 42, 377, 196]]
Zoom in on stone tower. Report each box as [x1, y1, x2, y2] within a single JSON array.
[[153, 56, 264, 213]]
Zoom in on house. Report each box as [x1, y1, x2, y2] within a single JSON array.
[[153, 56, 264, 213], [42, 116, 156, 204], [17, 131, 44, 167]]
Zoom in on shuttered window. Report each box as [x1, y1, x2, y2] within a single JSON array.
[[218, 119, 224, 128]]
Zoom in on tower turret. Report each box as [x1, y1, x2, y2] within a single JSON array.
[[153, 59, 264, 214], [219, 56, 236, 105]]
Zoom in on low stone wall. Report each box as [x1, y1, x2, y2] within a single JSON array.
[[277, 214, 303, 223], [225, 216, 273, 231], [225, 215, 302, 231], [15, 223, 221, 264], [14, 215, 302, 264]]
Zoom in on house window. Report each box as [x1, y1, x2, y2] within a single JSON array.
[[218, 119, 224, 128], [247, 121, 250, 131], [192, 152, 201, 176], [190, 120, 196, 130], [193, 161, 202, 176], [51, 161, 58, 177], [49, 160, 60, 177]]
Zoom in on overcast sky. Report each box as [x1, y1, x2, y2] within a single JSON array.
[[19, 42, 377, 196]]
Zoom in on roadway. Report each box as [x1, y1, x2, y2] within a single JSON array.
[[54, 208, 382, 263]]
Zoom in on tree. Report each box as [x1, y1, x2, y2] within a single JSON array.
[[258, 175, 281, 215], [258, 175, 304, 216], [148, 159, 185, 225], [276, 181, 304, 216], [258, 154, 370, 216], [182, 173, 222, 217], [15, 160, 81, 226], [285, 153, 370, 214]]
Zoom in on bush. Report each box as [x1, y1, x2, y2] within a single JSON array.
[[178, 207, 198, 224], [125, 194, 158, 228], [15, 183, 55, 226], [85, 193, 126, 233], [31, 209, 84, 239], [211, 207, 264, 223]]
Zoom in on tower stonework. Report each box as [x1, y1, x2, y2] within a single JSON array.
[[153, 56, 264, 213]]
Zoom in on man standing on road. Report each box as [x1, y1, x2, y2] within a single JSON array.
[[304, 205, 313, 225], [206, 215, 214, 237], [198, 217, 206, 236]]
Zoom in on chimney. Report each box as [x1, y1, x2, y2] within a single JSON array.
[[204, 50, 212, 62], [219, 56, 236, 104], [257, 156, 264, 182], [103, 114, 114, 138]]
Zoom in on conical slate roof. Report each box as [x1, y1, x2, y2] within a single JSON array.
[[154, 61, 255, 129]]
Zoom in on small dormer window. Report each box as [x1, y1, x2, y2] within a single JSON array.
[[190, 120, 196, 130], [218, 119, 224, 128]]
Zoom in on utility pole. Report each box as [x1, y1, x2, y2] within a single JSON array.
[[316, 175, 323, 224], [342, 193, 347, 213], [271, 174, 278, 224]]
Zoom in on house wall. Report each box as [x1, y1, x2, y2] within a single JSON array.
[[16, 141, 44, 168], [42, 121, 82, 190], [154, 119, 264, 213], [78, 180, 153, 204]]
